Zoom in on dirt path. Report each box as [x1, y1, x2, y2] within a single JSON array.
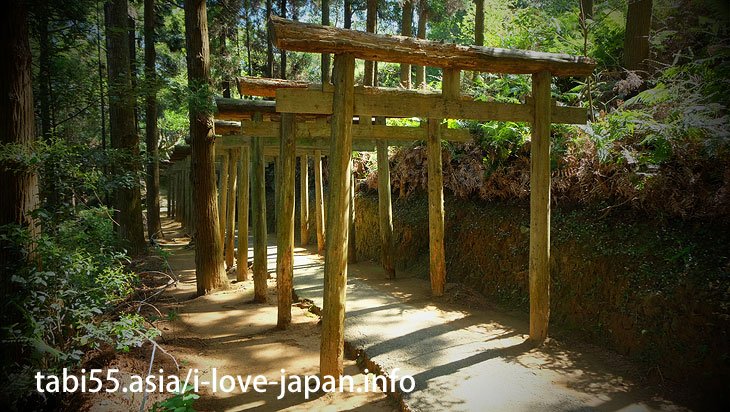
[[153, 217, 399, 412], [74, 214, 691, 412]]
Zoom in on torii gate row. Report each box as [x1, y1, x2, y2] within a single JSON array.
[[210, 76, 590, 285], [207, 90, 480, 318], [267, 15, 596, 379]]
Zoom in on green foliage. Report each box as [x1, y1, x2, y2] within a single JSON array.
[[152, 385, 199, 412], [0, 208, 158, 407]]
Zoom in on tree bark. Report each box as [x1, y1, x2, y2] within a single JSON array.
[[252, 112, 268, 302], [184, 0, 229, 294], [106, 0, 146, 255], [266, 0, 274, 78], [0, 0, 39, 277], [269, 16, 596, 78], [145, 0, 162, 240], [400, 0, 414, 88], [225, 149, 239, 269], [280, 0, 287, 79], [363, 0, 377, 87], [623, 0, 652, 70], [320, 53, 355, 380], [415, 0, 427, 88], [276, 113, 296, 328], [580, 0, 593, 20], [344, 0, 352, 29], [529, 70, 552, 341], [321, 0, 330, 83]]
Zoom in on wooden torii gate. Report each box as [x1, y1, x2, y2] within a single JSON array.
[[267, 15, 595, 378], [210, 88, 473, 329]]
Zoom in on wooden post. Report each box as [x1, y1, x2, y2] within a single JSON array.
[[314, 149, 326, 254], [299, 155, 309, 245], [375, 117, 395, 278], [348, 166, 356, 263], [277, 112, 297, 329], [219, 150, 230, 246], [237, 146, 250, 281], [166, 170, 172, 218], [252, 112, 268, 303], [225, 149, 239, 269], [427, 118, 445, 297], [529, 70, 552, 341], [426, 68, 459, 296], [320, 53, 355, 380]]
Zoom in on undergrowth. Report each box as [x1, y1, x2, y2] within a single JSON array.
[[0, 207, 159, 409]]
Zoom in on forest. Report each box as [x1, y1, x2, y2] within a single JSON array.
[[1, 0, 729, 411]]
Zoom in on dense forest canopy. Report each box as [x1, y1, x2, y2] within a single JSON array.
[[1, 0, 729, 410]]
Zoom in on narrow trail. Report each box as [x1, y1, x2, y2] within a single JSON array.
[[156, 216, 687, 412], [155, 216, 398, 412]]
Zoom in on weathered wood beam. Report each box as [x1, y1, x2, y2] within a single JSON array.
[[215, 120, 242, 135], [375, 116, 395, 279], [269, 16, 596, 78], [427, 118, 446, 297], [348, 165, 356, 263], [218, 136, 377, 152], [251, 113, 268, 303], [277, 88, 588, 124], [237, 146, 250, 281], [314, 150, 325, 254], [218, 151, 230, 246], [237, 75, 309, 97], [277, 113, 297, 329], [237, 119, 471, 142], [225, 149, 239, 269], [320, 53, 355, 380], [299, 155, 309, 246], [529, 70, 552, 341], [215, 97, 277, 120]]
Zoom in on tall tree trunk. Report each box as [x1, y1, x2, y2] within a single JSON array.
[[38, 12, 52, 141], [321, 0, 330, 83], [266, 0, 274, 78], [38, 10, 58, 211], [129, 15, 139, 132], [145, 0, 162, 240], [623, 0, 652, 70], [363, 0, 376, 86], [415, 0, 427, 88], [472, 0, 484, 84], [220, 0, 231, 97], [400, 0, 413, 88], [184, 0, 229, 294], [0, 0, 40, 275], [106, 0, 146, 255], [581, 0, 593, 20], [344, 0, 352, 29], [280, 0, 287, 79], [245, 1, 252, 76], [98, 3, 109, 206]]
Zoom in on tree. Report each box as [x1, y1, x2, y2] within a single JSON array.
[[321, 0, 330, 83], [0, 0, 40, 273], [580, 0, 593, 20], [145, 0, 162, 240], [400, 0, 414, 88], [415, 0, 428, 88], [184, 0, 229, 294], [623, 0, 652, 70], [266, 0, 274, 78], [344, 0, 352, 29], [105, 0, 146, 255], [280, 0, 287, 78], [363, 0, 377, 86]]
